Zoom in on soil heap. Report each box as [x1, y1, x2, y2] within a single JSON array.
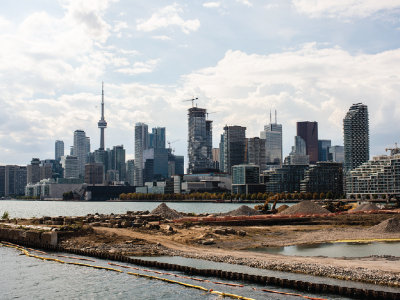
[[151, 203, 182, 219], [352, 203, 381, 212], [278, 201, 330, 215], [223, 205, 261, 216], [370, 218, 400, 233], [277, 204, 289, 214]]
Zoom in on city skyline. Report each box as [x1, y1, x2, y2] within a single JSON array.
[[0, 1, 400, 166]]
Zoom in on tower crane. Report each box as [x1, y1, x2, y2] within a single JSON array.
[[206, 111, 220, 120], [386, 143, 400, 155], [182, 96, 198, 108], [167, 139, 180, 149]]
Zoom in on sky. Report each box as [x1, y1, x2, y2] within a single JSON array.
[[1, 0, 400, 166]]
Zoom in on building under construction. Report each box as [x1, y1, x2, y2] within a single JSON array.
[[187, 107, 213, 174]]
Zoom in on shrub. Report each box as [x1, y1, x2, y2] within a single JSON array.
[[1, 211, 9, 219]]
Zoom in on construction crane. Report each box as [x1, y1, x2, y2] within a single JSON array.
[[182, 96, 198, 108], [167, 139, 180, 149], [386, 143, 400, 156], [206, 111, 220, 120]]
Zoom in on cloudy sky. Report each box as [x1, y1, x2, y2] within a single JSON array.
[[1, 0, 400, 166]]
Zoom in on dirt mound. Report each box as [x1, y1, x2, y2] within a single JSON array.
[[370, 218, 400, 233], [278, 201, 330, 215], [223, 205, 261, 216], [352, 203, 381, 212], [151, 203, 182, 219], [277, 204, 289, 214]]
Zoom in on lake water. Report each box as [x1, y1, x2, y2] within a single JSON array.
[[249, 241, 400, 257], [0, 200, 292, 218], [0, 245, 357, 300]]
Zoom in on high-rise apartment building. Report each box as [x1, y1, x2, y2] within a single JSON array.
[[143, 148, 169, 181], [246, 137, 266, 172], [219, 134, 225, 172], [73, 130, 87, 177], [127, 159, 135, 186], [4, 166, 27, 196], [86, 137, 91, 154], [318, 140, 331, 162], [134, 122, 148, 186], [41, 159, 63, 179], [260, 113, 282, 167], [148, 127, 166, 149], [343, 103, 369, 172], [40, 164, 52, 180], [297, 121, 318, 164], [328, 145, 344, 163], [222, 125, 246, 174], [61, 155, 79, 178], [187, 107, 213, 174], [94, 149, 109, 180], [55, 140, 64, 162], [109, 145, 126, 181], [27, 158, 41, 184]]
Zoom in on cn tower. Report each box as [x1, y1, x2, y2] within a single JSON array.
[[98, 81, 107, 150]]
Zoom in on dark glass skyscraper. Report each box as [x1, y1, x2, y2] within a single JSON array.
[[318, 139, 331, 162], [296, 121, 318, 164], [343, 103, 369, 172]]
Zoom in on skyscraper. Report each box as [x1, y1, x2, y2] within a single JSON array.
[[73, 129, 87, 177], [134, 122, 148, 186], [61, 155, 79, 178], [148, 127, 166, 149], [127, 159, 135, 185], [318, 139, 331, 162], [86, 137, 91, 154], [246, 137, 266, 172], [27, 158, 41, 184], [260, 111, 282, 168], [343, 103, 369, 172], [55, 140, 64, 162], [297, 121, 318, 164], [109, 145, 126, 181], [222, 125, 246, 174], [98, 82, 107, 150], [285, 136, 309, 165], [187, 107, 213, 173], [328, 145, 344, 163]]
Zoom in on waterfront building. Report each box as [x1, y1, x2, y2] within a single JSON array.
[[297, 121, 318, 164], [40, 159, 63, 180], [318, 140, 331, 162], [264, 164, 309, 194], [328, 145, 344, 163], [27, 158, 41, 184], [98, 81, 107, 150], [61, 155, 79, 179], [73, 129, 87, 177], [260, 113, 282, 167], [222, 125, 246, 174], [85, 163, 103, 185], [40, 164, 52, 180], [25, 178, 84, 199], [246, 137, 266, 172], [346, 154, 400, 197], [148, 127, 166, 149], [134, 122, 148, 186], [0, 166, 5, 195], [127, 159, 135, 186], [300, 162, 343, 195], [174, 174, 231, 194], [343, 103, 369, 172], [187, 107, 213, 174], [55, 140, 64, 162], [231, 164, 265, 194], [3, 166, 27, 196]]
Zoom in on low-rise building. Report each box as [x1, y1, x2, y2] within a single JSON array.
[[300, 162, 343, 195], [263, 164, 309, 194], [231, 164, 265, 194]]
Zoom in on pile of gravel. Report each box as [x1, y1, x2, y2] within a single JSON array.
[[223, 205, 261, 216], [352, 203, 381, 212], [277, 204, 289, 214], [151, 203, 182, 219], [278, 201, 330, 215], [370, 218, 400, 233]]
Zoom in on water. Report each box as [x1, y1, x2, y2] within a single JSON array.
[[249, 241, 400, 257], [0, 200, 292, 218], [0, 245, 354, 300]]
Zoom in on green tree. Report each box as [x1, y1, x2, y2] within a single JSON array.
[[293, 192, 299, 200], [241, 194, 246, 200], [372, 194, 378, 199], [257, 192, 263, 200], [286, 193, 292, 200], [306, 192, 312, 200], [382, 194, 386, 199], [326, 191, 334, 199], [341, 194, 346, 199], [280, 192, 286, 200], [251, 194, 257, 200], [320, 192, 325, 199], [357, 194, 361, 199], [313, 192, 319, 200], [246, 194, 252, 200], [365, 194, 370, 200], [299, 192, 305, 200]]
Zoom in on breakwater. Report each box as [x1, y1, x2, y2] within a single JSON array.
[[1, 235, 399, 300]]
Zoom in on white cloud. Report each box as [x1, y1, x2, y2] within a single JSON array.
[[264, 4, 278, 9], [0, 16, 12, 30], [292, 0, 400, 19], [236, 0, 253, 7], [136, 4, 201, 34], [113, 21, 128, 32], [118, 49, 139, 55], [203, 2, 220, 8], [115, 58, 161, 75], [151, 35, 172, 41]]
